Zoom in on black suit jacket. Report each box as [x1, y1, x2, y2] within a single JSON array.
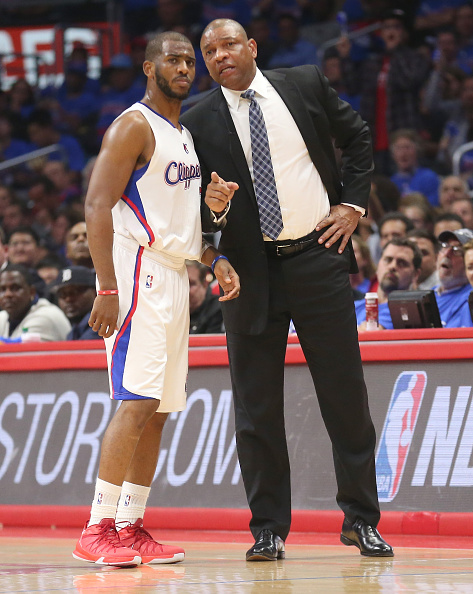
[[181, 65, 373, 335]]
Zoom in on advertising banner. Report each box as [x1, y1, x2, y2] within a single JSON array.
[[1, 358, 472, 511]]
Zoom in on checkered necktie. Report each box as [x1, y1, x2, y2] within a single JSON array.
[[241, 89, 283, 240]]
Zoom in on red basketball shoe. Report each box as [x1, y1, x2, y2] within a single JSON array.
[[73, 518, 141, 566], [118, 519, 185, 564]]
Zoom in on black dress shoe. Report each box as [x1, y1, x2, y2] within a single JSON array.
[[246, 529, 285, 561], [340, 518, 394, 557]]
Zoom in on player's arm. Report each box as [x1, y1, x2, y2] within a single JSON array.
[[85, 112, 151, 337], [201, 244, 240, 301]]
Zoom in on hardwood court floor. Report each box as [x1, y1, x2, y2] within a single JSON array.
[[1, 530, 473, 593]]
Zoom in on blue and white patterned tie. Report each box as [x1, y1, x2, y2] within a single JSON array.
[[241, 89, 283, 240]]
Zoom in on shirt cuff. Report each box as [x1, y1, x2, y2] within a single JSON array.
[[342, 202, 366, 216], [209, 202, 231, 225]]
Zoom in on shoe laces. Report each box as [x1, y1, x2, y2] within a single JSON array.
[[123, 522, 159, 547], [94, 521, 122, 547]]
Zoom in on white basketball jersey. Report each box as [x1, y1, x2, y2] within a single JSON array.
[[112, 102, 202, 260]]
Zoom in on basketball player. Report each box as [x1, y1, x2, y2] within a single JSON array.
[[72, 32, 240, 566]]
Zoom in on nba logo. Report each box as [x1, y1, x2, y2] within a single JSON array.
[[375, 371, 427, 502], [146, 275, 153, 288], [124, 494, 131, 507], [183, 143, 189, 154], [97, 493, 103, 505]]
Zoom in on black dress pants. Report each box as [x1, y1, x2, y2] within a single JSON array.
[[226, 240, 380, 541]]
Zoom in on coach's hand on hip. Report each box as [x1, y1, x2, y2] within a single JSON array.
[[316, 204, 363, 253], [205, 171, 239, 213]]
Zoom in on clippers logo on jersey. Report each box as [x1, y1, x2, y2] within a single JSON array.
[[164, 161, 200, 190], [146, 275, 153, 288], [124, 494, 131, 507], [97, 492, 103, 505], [376, 371, 427, 502]]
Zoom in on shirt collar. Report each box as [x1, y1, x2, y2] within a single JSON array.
[[221, 69, 270, 110]]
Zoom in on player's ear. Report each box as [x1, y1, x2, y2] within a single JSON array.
[[143, 60, 155, 78]]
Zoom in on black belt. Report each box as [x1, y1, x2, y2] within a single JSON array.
[[264, 228, 323, 257]]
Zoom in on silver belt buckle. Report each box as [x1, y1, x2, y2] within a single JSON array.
[[276, 243, 292, 256]]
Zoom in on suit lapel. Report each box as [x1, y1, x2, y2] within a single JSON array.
[[212, 91, 258, 205]]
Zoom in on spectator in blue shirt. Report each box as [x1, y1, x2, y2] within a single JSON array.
[[27, 109, 86, 178], [0, 112, 34, 162], [40, 61, 98, 136], [390, 129, 440, 207], [355, 238, 422, 331], [268, 14, 319, 69], [435, 228, 473, 327], [96, 54, 146, 141]]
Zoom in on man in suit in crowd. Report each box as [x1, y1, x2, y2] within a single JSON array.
[[182, 19, 393, 560]]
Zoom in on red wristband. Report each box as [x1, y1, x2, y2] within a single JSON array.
[[97, 289, 119, 296]]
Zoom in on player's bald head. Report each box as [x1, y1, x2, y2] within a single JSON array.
[[145, 31, 193, 62]]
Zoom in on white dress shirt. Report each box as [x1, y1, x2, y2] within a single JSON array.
[[221, 69, 363, 241]]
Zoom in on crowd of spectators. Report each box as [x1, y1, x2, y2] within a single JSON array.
[[2, 0, 473, 340]]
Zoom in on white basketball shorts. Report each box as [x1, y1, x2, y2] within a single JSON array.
[[104, 234, 189, 412]]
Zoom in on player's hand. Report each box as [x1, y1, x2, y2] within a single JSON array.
[[213, 258, 240, 301], [316, 204, 362, 253], [205, 171, 239, 214], [88, 295, 119, 338]]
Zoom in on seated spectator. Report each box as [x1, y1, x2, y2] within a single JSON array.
[[379, 212, 415, 246], [463, 239, 473, 289], [42, 161, 82, 205], [7, 78, 36, 126], [35, 253, 67, 286], [66, 221, 93, 268], [322, 48, 360, 111], [27, 109, 86, 177], [355, 238, 422, 330], [369, 211, 414, 267], [439, 174, 470, 209], [7, 225, 44, 267], [96, 54, 145, 141], [51, 266, 100, 340], [247, 16, 278, 70], [390, 129, 440, 206], [435, 228, 473, 327], [407, 229, 440, 290], [398, 192, 435, 232], [438, 76, 473, 174], [433, 212, 464, 237], [429, 28, 472, 76], [1, 199, 30, 235], [187, 260, 224, 334], [448, 196, 473, 230], [0, 264, 71, 341], [350, 234, 376, 295], [0, 111, 34, 161], [40, 60, 98, 137], [268, 14, 318, 69]]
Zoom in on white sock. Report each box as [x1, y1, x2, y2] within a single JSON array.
[[88, 478, 121, 527], [115, 481, 151, 528]]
